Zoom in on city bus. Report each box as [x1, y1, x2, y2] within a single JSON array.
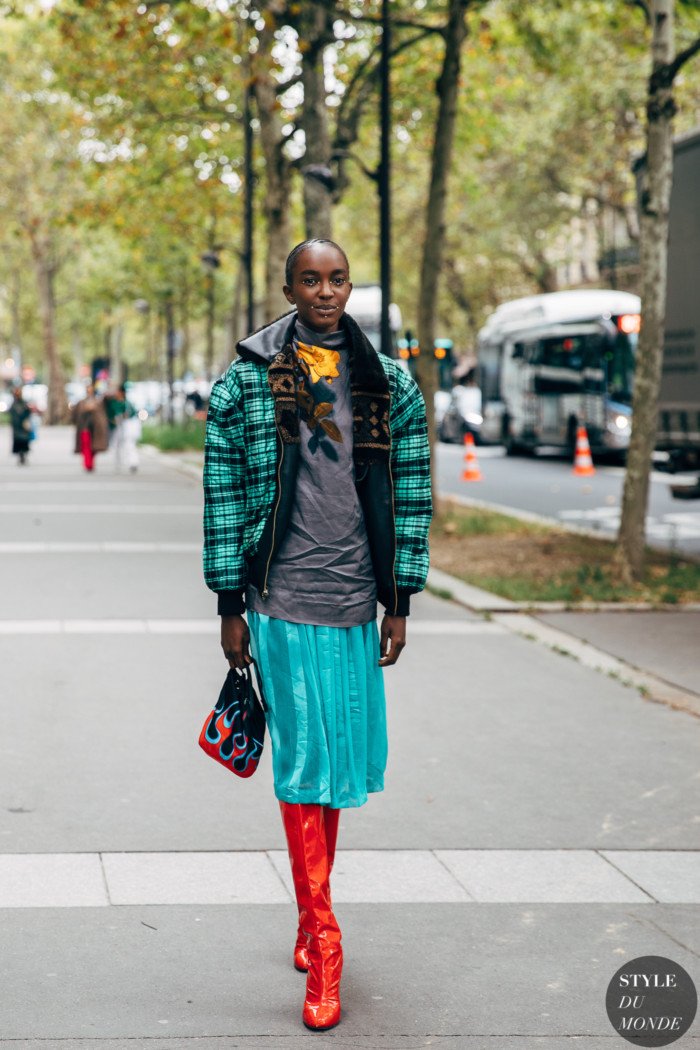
[[477, 288, 641, 458]]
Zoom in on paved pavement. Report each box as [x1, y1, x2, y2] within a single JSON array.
[[437, 442, 700, 556], [1, 427, 699, 1047], [536, 610, 700, 698]]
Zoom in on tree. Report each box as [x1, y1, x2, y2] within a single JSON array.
[[415, 0, 473, 506], [615, 0, 700, 583]]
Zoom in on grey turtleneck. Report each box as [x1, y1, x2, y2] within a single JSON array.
[[246, 318, 377, 627]]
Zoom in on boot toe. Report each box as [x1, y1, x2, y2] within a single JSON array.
[[302, 1000, 341, 1030]]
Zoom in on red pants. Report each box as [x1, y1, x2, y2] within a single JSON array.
[[80, 429, 94, 471]]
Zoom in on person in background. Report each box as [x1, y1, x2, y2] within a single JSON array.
[[9, 387, 32, 466], [106, 384, 141, 473], [72, 383, 110, 472]]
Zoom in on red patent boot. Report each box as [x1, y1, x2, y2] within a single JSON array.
[[294, 805, 340, 973], [279, 801, 342, 1031]]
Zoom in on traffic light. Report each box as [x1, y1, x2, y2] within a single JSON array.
[[434, 339, 454, 388]]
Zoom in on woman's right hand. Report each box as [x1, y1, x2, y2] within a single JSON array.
[[221, 614, 252, 670]]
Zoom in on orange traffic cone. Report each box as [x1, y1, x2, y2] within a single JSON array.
[[572, 425, 595, 476], [461, 432, 482, 482]]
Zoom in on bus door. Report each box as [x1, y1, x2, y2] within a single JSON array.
[[502, 337, 539, 440]]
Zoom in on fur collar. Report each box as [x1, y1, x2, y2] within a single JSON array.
[[238, 311, 391, 464]]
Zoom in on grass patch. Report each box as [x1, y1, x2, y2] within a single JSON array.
[[141, 420, 206, 452], [431, 500, 700, 604]]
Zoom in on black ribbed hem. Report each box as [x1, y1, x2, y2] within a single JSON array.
[[382, 589, 410, 617], [217, 589, 246, 616]]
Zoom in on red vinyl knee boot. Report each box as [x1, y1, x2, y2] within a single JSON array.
[[294, 806, 340, 973], [279, 801, 342, 1030]]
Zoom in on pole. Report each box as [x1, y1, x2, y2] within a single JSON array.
[[379, 0, 391, 357], [165, 294, 175, 424], [205, 269, 215, 377], [244, 77, 255, 334]]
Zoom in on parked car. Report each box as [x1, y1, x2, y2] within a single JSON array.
[[438, 382, 483, 444]]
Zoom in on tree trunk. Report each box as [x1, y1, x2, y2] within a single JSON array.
[[253, 10, 293, 322], [226, 251, 245, 360], [30, 232, 67, 424], [180, 272, 191, 379], [614, 0, 675, 583], [415, 0, 469, 512], [298, 2, 334, 238]]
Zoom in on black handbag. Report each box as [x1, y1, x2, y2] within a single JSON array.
[[198, 665, 267, 778]]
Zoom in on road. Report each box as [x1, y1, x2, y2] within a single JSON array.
[[437, 441, 700, 556], [0, 426, 698, 1046]]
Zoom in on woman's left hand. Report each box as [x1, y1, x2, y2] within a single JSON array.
[[379, 615, 406, 666]]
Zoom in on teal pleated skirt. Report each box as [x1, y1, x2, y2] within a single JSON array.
[[247, 612, 388, 809]]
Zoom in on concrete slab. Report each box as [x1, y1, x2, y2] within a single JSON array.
[[0, 902, 697, 1040], [0, 853, 107, 907], [102, 851, 291, 905], [269, 849, 470, 903], [537, 611, 700, 697], [435, 850, 652, 903], [602, 850, 700, 903], [0, 552, 213, 618]]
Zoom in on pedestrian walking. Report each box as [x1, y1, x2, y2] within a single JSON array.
[[8, 387, 32, 466], [72, 384, 109, 472], [203, 238, 432, 1031], [106, 384, 140, 473]]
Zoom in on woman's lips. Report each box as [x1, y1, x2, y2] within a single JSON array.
[[314, 304, 337, 312]]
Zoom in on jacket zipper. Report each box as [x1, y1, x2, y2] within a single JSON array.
[[261, 426, 284, 599], [386, 391, 399, 614]]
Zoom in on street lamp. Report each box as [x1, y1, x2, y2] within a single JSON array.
[[379, 0, 391, 359]]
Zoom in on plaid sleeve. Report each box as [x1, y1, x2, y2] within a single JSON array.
[[203, 370, 248, 609], [390, 366, 432, 594]]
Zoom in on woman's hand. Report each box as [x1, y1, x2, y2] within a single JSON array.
[[221, 614, 252, 670], [379, 615, 406, 666]]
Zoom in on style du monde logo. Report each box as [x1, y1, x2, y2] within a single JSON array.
[[606, 956, 697, 1047]]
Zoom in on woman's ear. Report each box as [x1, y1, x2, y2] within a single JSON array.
[[283, 284, 295, 304]]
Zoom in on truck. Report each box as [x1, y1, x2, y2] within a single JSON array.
[[477, 288, 640, 458]]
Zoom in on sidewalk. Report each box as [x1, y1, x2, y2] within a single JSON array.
[[153, 443, 700, 715], [0, 428, 698, 1047]]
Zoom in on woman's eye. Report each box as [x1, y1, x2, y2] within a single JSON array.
[[302, 278, 317, 285], [332, 278, 346, 285]]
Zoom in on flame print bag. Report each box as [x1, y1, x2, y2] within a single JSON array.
[[198, 665, 267, 778]]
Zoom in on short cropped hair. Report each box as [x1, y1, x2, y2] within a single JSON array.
[[284, 239, 350, 285]]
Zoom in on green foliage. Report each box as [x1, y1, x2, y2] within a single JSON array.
[[1, 0, 699, 376], [140, 419, 206, 451]]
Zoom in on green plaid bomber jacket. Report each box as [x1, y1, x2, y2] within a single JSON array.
[[203, 311, 432, 618]]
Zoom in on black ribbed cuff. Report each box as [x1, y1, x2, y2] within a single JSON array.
[[217, 589, 245, 616], [384, 589, 410, 617]]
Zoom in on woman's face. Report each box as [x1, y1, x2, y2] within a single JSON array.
[[283, 244, 352, 333]]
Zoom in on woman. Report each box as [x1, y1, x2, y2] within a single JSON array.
[[203, 239, 431, 1031], [73, 384, 109, 472], [9, 387, 32, 466]]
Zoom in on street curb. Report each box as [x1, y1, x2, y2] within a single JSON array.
[[140, 443, 203, 482], [147, 443, 700, 718], [440, 491, 700, 565], [429, 566, 700, 720]]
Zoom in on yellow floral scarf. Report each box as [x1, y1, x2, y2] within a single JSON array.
[[295, 341, 340, 386]]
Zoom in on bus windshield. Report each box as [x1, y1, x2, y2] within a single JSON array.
[[522, 329, 635, 403]]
